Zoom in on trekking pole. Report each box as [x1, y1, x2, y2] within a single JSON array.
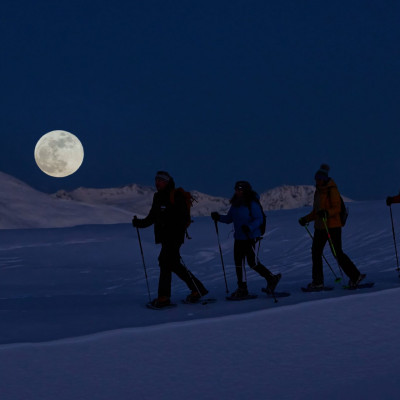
[[136, 227, 152, 302], [180, 256, 202, 295], [304, 224, 341, 283], [214, 220, 229, 293], [322, 217, 344, 280], [389, 205, 400, 277]]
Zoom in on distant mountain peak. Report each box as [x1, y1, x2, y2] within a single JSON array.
[[260, 185, 317, 210]]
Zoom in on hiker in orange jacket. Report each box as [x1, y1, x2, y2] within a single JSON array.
[[299, 164, 365, 290]]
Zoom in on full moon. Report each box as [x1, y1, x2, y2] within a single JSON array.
[[34, 130, 84, 177]]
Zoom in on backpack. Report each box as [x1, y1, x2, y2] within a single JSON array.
[[328, 188, 349, 227], [339, 196, 349, 226], [170, 187, 196, 238], [248, 194, 267, 236]]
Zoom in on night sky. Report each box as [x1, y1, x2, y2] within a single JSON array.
[[1, 0, 399, 200]]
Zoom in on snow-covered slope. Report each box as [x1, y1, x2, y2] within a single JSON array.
[[53, 184, 156, 215], [0, 200, 400, 400], [0, 172, 131, 229]]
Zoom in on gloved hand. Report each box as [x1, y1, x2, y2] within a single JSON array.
[[132, 216, 139, 227], [387, 196, 394, 206], [317, 209, 328, 218], [241, 225, 251, 234], [298, 217, 307, 226], [211, 212, 220, 221]]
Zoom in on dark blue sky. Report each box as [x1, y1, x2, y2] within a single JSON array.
[[1, 0, 399, 199]]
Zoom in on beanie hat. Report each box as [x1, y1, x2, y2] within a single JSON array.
[[234, 181, 252, 192], [314, 164, 330, 181], [155, 171, 171, 182]]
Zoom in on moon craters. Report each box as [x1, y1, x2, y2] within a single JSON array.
[[34, 131, 84, 177]]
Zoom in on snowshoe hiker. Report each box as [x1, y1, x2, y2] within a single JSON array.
[[298, 164, 365, 289], [133, 171, 208, 305], [211, 180, 281, 298]]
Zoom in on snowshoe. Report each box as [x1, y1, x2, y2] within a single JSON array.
[[343, 282, 374, 290], [347, 273, 367, 289], [261, 287, 290, 298], [181, 298, 217, 305], [226, 287, 257, 301], [185, 291, 202, 303], [146, 296, 176, 310], [301, 284, 334, 292]]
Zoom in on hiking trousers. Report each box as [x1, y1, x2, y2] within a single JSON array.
[[312, 227, 360, 285], [234, 239, 275, 285], [157, 241, 207, 298]]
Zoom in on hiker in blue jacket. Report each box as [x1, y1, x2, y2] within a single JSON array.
[[211, 181, 281, 298]]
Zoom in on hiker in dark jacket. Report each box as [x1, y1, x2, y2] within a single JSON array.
[[132, 171, 208, 308], [211, 181, 281, 298], [299, 164, 365, 289]]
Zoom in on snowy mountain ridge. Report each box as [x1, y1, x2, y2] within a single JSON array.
[[53, 185, 232, 217], [0, 171, 351, 229], [54, 182, 352, 214]]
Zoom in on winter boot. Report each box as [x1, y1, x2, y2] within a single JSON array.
[[253, 263, 281, 294], [230, 283, 249, 299], [348, 273, 366, 289], [266, 273, 282, 295], [150, 296, 171, 308], [306, 281, 324, 290], [186, 291, 202, 303]]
